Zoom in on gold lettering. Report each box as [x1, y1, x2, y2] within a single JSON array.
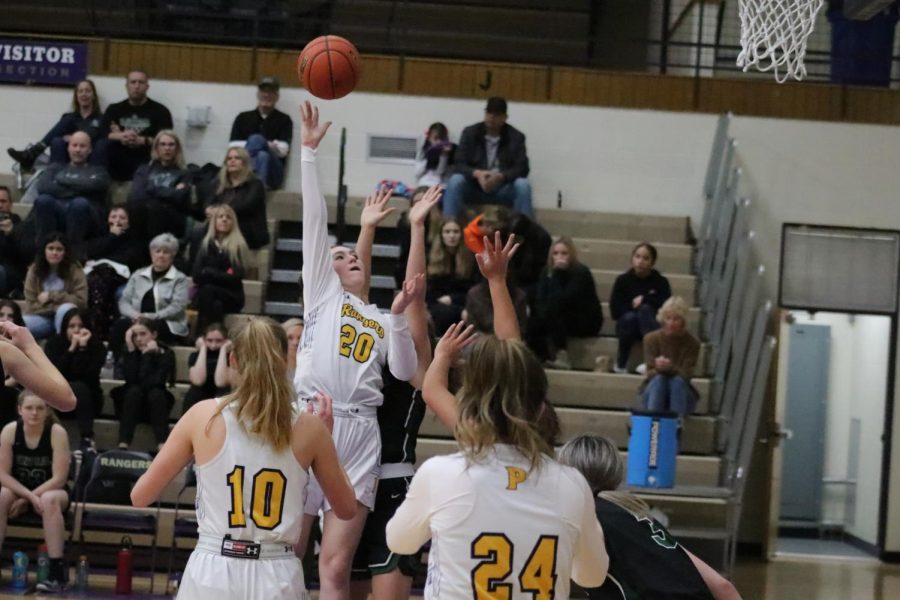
[[506, 466, 527, 490]]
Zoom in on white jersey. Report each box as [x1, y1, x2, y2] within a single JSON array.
[[193, 400, 308, 544], [294, 146, 416, 408], [386, 445, 609, 599]]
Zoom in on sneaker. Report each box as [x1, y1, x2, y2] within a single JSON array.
[[36, 579, 63, 593], [7, 143, 45, 172], [613, 364, 628, 374], [635, 363, 647, 375], [545, 350, 572, 370]]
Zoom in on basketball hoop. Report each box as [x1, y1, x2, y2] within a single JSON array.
[[736, 0, 825, 83]]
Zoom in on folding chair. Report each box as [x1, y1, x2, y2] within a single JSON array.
[[165, 464, 198, 595], [76, 449, 160, 593]]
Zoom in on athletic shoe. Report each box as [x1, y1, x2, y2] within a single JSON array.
[[545, 350, 572, 370], [36, 579, 63, 593], [613, 365, 628, 374]]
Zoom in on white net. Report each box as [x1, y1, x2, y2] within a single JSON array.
[[736, 0, 825, 83]]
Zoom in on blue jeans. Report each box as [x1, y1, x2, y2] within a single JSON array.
[[442, 173, 533, 218], [614, 304, 660, 369], [34, 194, 102, 252], [642, 373, 697, 417], [246, 134, 285, 189], [23, 303, 77, 340]]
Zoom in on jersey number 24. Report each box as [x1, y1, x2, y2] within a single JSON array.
[[471, 533, 559, 599]]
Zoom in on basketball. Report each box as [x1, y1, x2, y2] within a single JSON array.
[[297, 35, 361, 100]]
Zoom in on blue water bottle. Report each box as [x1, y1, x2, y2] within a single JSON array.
[[12, 551, 29, 588]]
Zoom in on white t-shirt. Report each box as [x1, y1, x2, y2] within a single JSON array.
[[386, 445, 609, 598], [484, 134, 501, 171], [294, 146, 416, 408]]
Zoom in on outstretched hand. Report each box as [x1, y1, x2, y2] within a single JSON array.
[[300, 101, 332, 149], [391, 273, 426, 315], [475, 230, 520, 281], [434, 322, 478, 364], [408, 184, 443, 226], [360, 187, 396, 229]]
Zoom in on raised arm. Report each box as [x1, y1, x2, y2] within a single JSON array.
[[475, 231, 521, 340], [356, 187, 396, 301], [299, 101, 340, 311], [386, 276, 423, 383], [0, 323, 76, 412], [214, 340, 233, 389], [188, 343, 208, 387], [422, 321, 477, 429]]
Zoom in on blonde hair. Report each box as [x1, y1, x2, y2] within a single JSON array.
[[201, 205, 249, 268], [282, 318, 304, 333], [217, 147, 255, 194], [150, 130, 186, 169], [427, 218, 474, 278], [657, 296, 689, 324], [558, 435, 652, 519], [547, 236, 579, 271], [17, 390, 60, 426], [211, 318, 294, 450], [454, 336, 555, 471]]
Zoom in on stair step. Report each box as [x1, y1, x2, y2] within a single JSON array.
[[535, 209, 690, 244], [566, 337, 711, 376], [547, 370, 710, 414]]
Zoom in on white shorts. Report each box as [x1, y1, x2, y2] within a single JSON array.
[[177, 549, 308, 600], [305, 411, 380, 514]]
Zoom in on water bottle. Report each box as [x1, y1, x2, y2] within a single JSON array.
[[11, 551, 28, 588], [101, 350, 116, 379], [115, 536, 133, 594], [36, 544, 50, 583], [75, 555, 90, 594]]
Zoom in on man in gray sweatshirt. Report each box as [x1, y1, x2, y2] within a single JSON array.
[[33, 131, 110, 257]]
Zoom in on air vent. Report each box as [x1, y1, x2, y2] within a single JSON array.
[[367, 134, 417, 164]]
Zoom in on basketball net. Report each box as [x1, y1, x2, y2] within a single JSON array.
[[736, 0, 824, 83]]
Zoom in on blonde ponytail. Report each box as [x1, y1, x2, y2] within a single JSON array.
[[212, 318, 294, 450]]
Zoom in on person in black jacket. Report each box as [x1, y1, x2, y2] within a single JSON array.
[[442, 97, 532, 218], [506, 211, 552, 295], [426, 218, 479, 335], [127, 130, 192, 242], [114, 317, 175, 451], [43, 308, 105, 449], [0, 187, 27, 297], [182, 322, 230, 415], [528, 237, 603, 369], [201, 147, 270, 250], [0, 301, 25, 426], [229, 77, 293, 189], [97, 70, 174, 181], [191, 205, 247, 333], [609, 243, 672, 373]]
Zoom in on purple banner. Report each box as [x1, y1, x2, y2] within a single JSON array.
[[0, 39, 88, 86]]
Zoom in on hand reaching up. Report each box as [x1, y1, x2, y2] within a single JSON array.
[[391, 273, 426, 315], [433, 322, 478, 364], [476, 230, 520, 281], [408, 184, 443, 226], [360, 187, 396, 229], [300, 101, 332, 149]]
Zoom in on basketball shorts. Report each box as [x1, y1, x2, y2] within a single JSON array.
[[178, 548, 308, 600], [351, 475, 422, 579]]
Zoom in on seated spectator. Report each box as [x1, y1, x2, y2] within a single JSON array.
[[0, 391, 71, 593], [127, 130, 192, 242], [0, 186, 27, 297], [0, 300, 24, 326], [33, 132, 110, 258], [182, 323, 230, 415], [640, 297, 700, 419], [0, 301, 25, 425], [228, 77, 292, 189], [202, 147, 270, 250], [112, 233, 189, 355], [191, 205, 247, 332], [443, 97, 531, 218], [22, 234, 87, 340], [609, 243, 672, 374], [464, 278, 528, 335], [98, 70, 173, 182], [283, 318, 304, 383], [113, 318, 175, 451], [84, 205, 147, 341], [7, 79, 104, 170], [43, 308, 104, 449], [394, 185, 443, 288], [528, 237, 603, 369], [414, 122, 454, 187], [427, 218, 478, 335]]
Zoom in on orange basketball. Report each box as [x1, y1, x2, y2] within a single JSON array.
[[297, 36, 361, 100]]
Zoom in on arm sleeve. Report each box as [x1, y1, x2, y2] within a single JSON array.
[[300, 146, 342, 310], [36, 164, 66, 196], [570, 479, 609, 588], [68, 167, 110, 195], [452, 128, 476, 179], [118, 276, 140, 319], [228, 179, 265, 215], [501, 131, 530, 182], [387, 314, 417, 382], [609, 274, 628, 321], [643, 333, 660, 379], [386, 462, 433, 554], [672, 336, 700, 379], [60, 269, 87, 307], [229, 115, 242, 142], [128, 166, 150, 203], [413, 142, 428, 180], [43, 338, 71, 374], [154, 276, 189, 321]]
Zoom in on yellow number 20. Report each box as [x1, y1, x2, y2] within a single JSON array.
[[339, 324, 375, 363], [471, 533, 559, 599], [226, 466, 287, 530]]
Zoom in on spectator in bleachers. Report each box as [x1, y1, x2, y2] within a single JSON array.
[[640, 296, 700, 419], [414, 122, 454, 187], [0, 186, 27, 297], [33, 132, 110, 259], [426, 218, 478, 335], [99, 70, 174, 182], [0, 301, 25, 425], [228, 77, 293, 190], [394, 186, 443, 288], [283, 317, 304, 383], [84, 205, 147, 341], [528, 237, 603, 369], [114, 318, 175, 451], [204, 147, 270, 250], [127, 130, 193, 242], [609, 243, 672, 374], [112, 233, 189, 354], [0, 300, 24, 326], [43, 308, 104, 450], [22, 234, 87, 340], [191, 205, 247, 333], [506, 211, 552, 295], [182, 322, 230, 415], [0, 391, 71, 593], [7, 79, 104, 171], [443, 97, 531, 218]]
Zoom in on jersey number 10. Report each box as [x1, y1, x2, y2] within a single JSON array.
[[471, 533, 559, 599], [227, 466, 287, 530]]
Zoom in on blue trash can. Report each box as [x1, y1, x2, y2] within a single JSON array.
[[627, 410, 678, 488]]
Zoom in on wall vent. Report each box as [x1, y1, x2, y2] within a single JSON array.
[[367, 134, 417, 164]]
